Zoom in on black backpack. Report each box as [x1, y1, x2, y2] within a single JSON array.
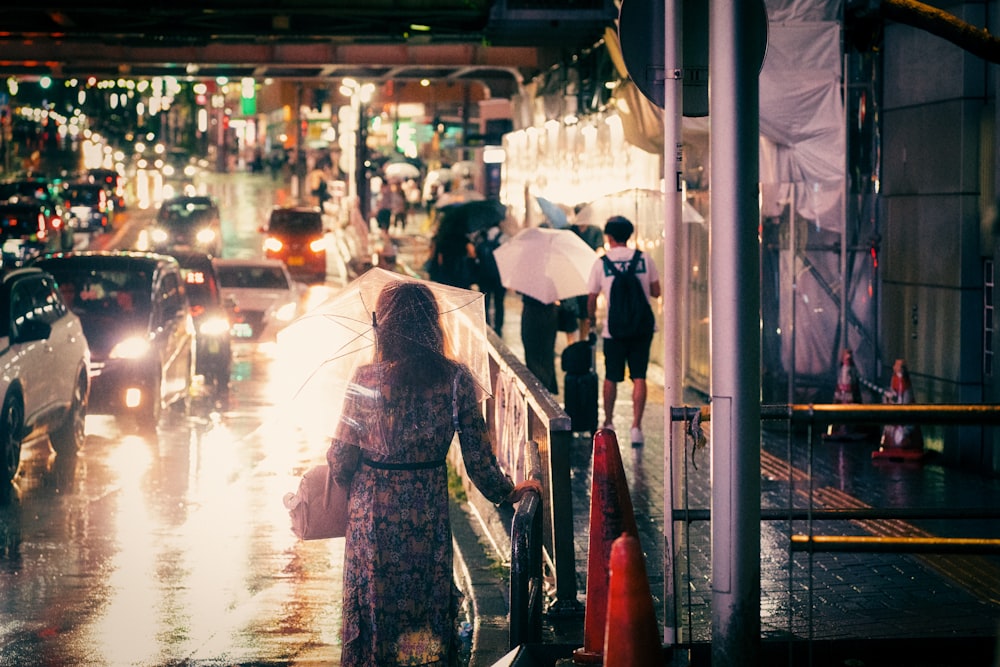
[[602, 251, 655, 339]]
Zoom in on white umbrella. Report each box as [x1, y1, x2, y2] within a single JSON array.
[[425, 167, 453, 185], [452, 160, 477, 178], [493, 227, 598, 304], [384, 162, 420, 181]]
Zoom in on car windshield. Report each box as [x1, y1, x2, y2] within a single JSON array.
[[216, 265, 289, 290], [159, 199, 216, 224], [268, 210, 321, 233], [45, 268, 152, 322]]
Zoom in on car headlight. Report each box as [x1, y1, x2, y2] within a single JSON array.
[[309, 237, 327, 253], [275, 302, 297, 322], [110, 335, 152, 360], [263, 237, 283, 253], [150, 228, 169, 244], [199, 315, 230, 337], [196, 228, 217, 245]]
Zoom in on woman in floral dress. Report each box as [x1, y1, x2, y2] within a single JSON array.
[[327, 280, 538, 666]]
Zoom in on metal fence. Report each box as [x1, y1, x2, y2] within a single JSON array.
[[668, 402, 1000, 657]]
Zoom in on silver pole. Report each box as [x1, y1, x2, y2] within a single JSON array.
[[662, 0, 682, 648], [709, 0, 762, 664]]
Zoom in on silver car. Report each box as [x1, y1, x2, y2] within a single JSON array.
[[0, 268, 91, 483]]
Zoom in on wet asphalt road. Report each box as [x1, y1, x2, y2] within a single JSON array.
[[0, 172, 349, 665]]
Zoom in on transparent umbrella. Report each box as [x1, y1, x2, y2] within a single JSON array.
[[276, 268, 490, 453]]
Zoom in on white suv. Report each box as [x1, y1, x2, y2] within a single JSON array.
[[0, 268, 91, 483]]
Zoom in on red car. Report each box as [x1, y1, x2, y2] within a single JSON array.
[[260, 206, 329, 283]]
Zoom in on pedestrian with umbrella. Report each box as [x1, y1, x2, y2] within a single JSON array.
[[493, 226, 598, 394], [278, 270, 539, 667]]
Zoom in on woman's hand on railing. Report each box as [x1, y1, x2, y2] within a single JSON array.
[[507, 479, 543, 504]]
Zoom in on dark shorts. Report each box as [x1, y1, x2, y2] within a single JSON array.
[[602, 333, 653, 382]]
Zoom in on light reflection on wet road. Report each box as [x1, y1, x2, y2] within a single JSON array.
[[0, 173, 347, 665]]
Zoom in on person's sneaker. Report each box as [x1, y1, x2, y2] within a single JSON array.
[[630, 427, 644, 446], [602, 421, 615, 432]]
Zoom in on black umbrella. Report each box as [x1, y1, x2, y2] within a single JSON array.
[[439, 199, 507, 234]]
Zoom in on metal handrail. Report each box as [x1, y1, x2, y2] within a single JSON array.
[[509, 471, 543, 649], [668, 401, 1000, 556], [483, 328, 579, 613]]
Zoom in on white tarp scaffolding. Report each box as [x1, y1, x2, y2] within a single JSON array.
[[503, 0, 877, 399], [759, 0, 880, 399]]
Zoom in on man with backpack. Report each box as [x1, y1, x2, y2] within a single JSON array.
[[586, 215, 661, 446]]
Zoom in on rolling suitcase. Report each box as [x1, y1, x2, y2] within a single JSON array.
[[561, 337, 598, 435]]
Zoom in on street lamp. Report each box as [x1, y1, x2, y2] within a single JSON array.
[[339, 78, 374, 223]]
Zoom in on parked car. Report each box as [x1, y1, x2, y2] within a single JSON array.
[[32, 251, 195, 429], [0, 267, 90, 483], [86, 168, 126, 210], [149, 195, 222, 257], [260, 206, 329, 283], [172, 251, 232, 399], [62, 182, 115, 233], [213, 258, 301, 343], [0, 198, 73, 269]]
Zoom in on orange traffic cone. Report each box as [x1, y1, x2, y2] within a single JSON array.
[[604, 533, 662, 667], [573, 428, 640, 664]]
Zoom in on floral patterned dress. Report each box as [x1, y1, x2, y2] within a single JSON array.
[[327, 362, 514, 666]]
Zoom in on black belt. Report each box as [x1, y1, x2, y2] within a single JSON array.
[[362, 458, 446, 471]]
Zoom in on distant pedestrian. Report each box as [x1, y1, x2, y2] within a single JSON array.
[[427, 209, 475, 289], [472, 225, 507, 335], [375, 181, 393, 234], [570, 202, 604, 340], [520, 294, 559, 394], [586, 215, 660, 446]]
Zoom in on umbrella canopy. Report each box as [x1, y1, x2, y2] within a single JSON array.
[[536, 196, 569, 228], [439, 199, 507, 234], [384, 161, 420, 181], [493, 227, 598, 304], [452, 160, 477, 178], [425, 167, 453, 185], [277, 268, 490, 450], [575, 187, 705, 228]]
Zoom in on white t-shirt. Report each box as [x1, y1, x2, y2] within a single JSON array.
[[586, 246, 660, 339]]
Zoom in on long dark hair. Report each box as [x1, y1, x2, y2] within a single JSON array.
[[374, 280, 454, 389]]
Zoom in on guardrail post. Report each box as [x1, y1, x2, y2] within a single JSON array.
[[546, 426, 580, 615]]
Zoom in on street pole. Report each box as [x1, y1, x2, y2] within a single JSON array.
[[357, 102, 369, 224]]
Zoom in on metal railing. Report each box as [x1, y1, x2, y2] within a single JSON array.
[[667, 402, 1000, 647], [450, 329, 580, 622], [509, 440, 544, 649]]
